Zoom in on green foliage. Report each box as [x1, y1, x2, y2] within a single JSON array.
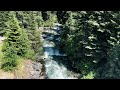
[[0, 11, 44, 71], [19, 11, 43, 56], [1, 11, 38, 71], [95, 43, 120, 79], [1, 11, 119, 77], [35, 30, 43, 54], [0, 44, 4, 65], [17, 28, 34, 59], [25, 12, 37, 30], [24, 49, 35, 59], [4, 12, 21, 52], [29, 30, 43, 54], [1, 12, 20, 71], [81, 71, 96, 79], [56, 11, 69, 24], [0, 11, 10, 36], [1, 44, 18, 71], [35, 15, 44, 27], [59, 11, 120, 77], [16, 11, 39, 30], [14, 11, 44, 61], [43, 12, 57, 27]]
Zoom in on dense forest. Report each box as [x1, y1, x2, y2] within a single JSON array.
[[0, 11, 119, 79]]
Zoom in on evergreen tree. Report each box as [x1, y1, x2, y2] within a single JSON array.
[[2, 11, 21, 71], [41, 11, 49, 21], [56, 11, 69, 24], [17, 28, 34, 58], [2, 11, 34, 71], [59, 11, 120, 77], [0, 11, 10, 36]]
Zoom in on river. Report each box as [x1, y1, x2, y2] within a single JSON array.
[[41, 23, 79, 79]]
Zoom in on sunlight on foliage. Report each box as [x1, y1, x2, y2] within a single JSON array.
[[81, 71, 96, 79]]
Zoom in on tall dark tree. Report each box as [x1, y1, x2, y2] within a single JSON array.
[[41, 11, 49, 21], [56, 11, 69, 24], [58, 11, 120, 78]]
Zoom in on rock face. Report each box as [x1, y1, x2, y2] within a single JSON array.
[[24, 60, 46, 79]]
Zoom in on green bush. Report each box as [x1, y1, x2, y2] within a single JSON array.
[[24, 49, 35, 59], [1, 44, 18, 71]]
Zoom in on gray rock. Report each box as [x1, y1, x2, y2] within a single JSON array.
[[39, 76, 45, 79], [37, 57, 44, 62], [30, 71, 41, 79], [30, 71, 34, 75], [24, 60, 46, 79], [32, 62, 42, 71]]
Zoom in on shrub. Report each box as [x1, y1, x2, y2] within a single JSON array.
[[1, 44, 18, 71]]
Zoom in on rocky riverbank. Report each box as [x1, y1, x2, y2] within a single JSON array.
[[0, 35, 46, 79], [23, 59, 46, 79], [0, 59, 46, 79]]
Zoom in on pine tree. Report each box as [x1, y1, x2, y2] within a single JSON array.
[[56, 11, 69, 24], [0, 11, 10, 36], [19, 11, 43, 58], [58, 11, 120, 77], [17, 28, 34, 58], [1, 11, 21, 71], [2, 11, 34, 71]]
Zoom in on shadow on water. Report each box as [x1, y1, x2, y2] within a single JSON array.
[[51, 55, 80, 74]]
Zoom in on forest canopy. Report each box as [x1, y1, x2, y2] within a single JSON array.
[[0, 11, 119, 79]]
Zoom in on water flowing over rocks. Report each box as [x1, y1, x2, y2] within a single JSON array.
[[0, 23, 80, 79], [42, 23, 80, 79]]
